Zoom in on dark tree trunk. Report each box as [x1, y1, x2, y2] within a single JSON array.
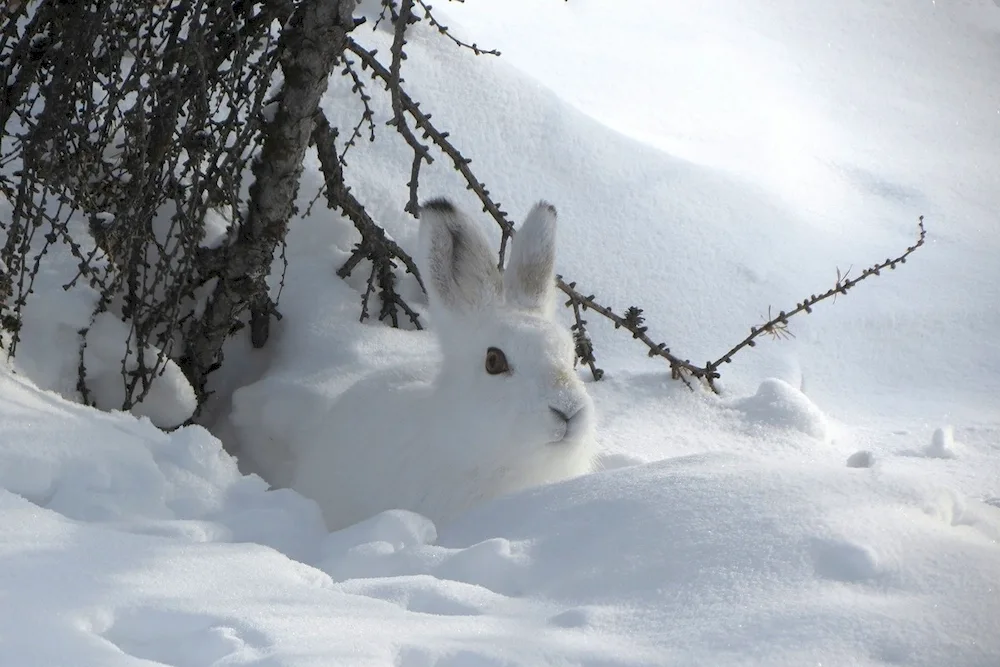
[[184, 0, 358, 402]]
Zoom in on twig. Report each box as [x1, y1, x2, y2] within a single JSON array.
[[347, 37, 514, 267], [564, 283, 603, 380], [387, 0, 431, 215], [312, 111, 423, 329], [702, 216, 927, 385], [337, 55, 377, 163], [414, 0, 501, 56], [557, 276, 699, 390]]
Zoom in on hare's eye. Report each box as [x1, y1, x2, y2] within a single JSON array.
[[485, 347, 510, 375]]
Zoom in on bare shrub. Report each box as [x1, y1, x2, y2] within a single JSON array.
[[0, 0, 926, 425]]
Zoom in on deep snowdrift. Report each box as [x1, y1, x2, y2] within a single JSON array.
[[3, 369, 999, 666]]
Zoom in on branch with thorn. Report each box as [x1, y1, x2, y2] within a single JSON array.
[[701, 216, 927, 386], [557, 216, 926, 391], [311, 111, 423, 329], [413, 0, 502, 56], [387, 0, 432, 216], [343, 13, 929, 395], [556, 276, 701, 389], [337, 55, 377, 162], [346, 37, 515, 267], [563, 279, 603, 380]]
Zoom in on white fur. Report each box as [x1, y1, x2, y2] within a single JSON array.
[[289, 198, 597, 531]]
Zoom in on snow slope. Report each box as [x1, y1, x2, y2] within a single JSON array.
[[441, 0, 1000, 425], [2, 1, 1000, 665]]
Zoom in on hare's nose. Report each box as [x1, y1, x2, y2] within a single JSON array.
[[549, 405, 580, 424]]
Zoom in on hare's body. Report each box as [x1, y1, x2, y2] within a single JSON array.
[[288, 198, 597, 531], [294, 356, 595, 530]]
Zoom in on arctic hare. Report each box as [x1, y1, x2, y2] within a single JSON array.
[[291, 197, 597, 530]]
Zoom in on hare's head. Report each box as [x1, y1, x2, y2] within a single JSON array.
[[416, 198, 596, 462]]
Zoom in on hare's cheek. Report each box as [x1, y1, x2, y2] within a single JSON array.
[[552, 367, 576, 389], [547, 419, 568, 445]]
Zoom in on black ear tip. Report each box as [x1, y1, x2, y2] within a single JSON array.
[[420, 197, 455, 214], [537, 200, 557, 216]]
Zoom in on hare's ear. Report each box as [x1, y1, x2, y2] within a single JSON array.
[[418, 198, 502, 313], [503, 201, 557, 317]]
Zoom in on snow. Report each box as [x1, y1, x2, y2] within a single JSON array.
[[729, 377, 829, 440], [200, 206, 235, 250], [2, 1, 1000, 665], [925, 426, 958, 460], [847, 449, 876, 469]]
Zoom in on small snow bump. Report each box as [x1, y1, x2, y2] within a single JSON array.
[[548, 608, 590, 628], [595, 451, 645, 471], [846, 450, 875, 468], [924, 426, 957, 459], [340, 577, 493, 617], [322, 509, 437, 557], [811, 537, 881, 582], [435, 538, 527, 594], [102, 608, 262, 666], [922, 490, 971, 528], [732, 378, 828, 439]]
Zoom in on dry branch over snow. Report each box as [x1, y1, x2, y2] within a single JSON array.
[[0, 0, 928, 425], [345, 5, 928, 391]]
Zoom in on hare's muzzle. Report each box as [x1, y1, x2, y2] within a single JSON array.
[[548, 403, 590, 444]]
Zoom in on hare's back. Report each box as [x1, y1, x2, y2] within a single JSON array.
[[289, 361, 437, 521]]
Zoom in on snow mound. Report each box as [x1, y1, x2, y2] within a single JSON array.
[[82, 311, 198, 429], [3, 364, 1000, 665], [0, 368, 325, 560], [846, 449, 875, 468], [925, 426, 958, 459], [0, 189, 198, 429], [311, 452, 1000, 664], [731, 377, 828, 439]]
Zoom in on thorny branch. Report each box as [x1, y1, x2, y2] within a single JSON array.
[[413, 0, 501, 56], [387, 0, 430, 216], [701, 216, 927, 385], [2, 0, 286, 415], [0, 0, 931, 431], [557, 276, 696, 389], [311, 111, 423, 329], [348, 16, 928, 393], [347, 37, 515, 268], [558, 217, 927, 391], [563, 278, 603, 382], [337, 55, 377, 163]]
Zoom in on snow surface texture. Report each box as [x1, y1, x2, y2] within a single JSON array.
[[4, 370, 1000, 666], [2, 0, 1000, 665]]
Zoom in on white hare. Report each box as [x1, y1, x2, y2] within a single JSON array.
[[290, 197, 597, 531]]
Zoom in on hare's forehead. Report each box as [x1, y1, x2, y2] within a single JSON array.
[[485, 314, 572, 355]]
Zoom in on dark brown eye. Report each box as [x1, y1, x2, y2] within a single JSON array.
[[485, 347, 509, 375]]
